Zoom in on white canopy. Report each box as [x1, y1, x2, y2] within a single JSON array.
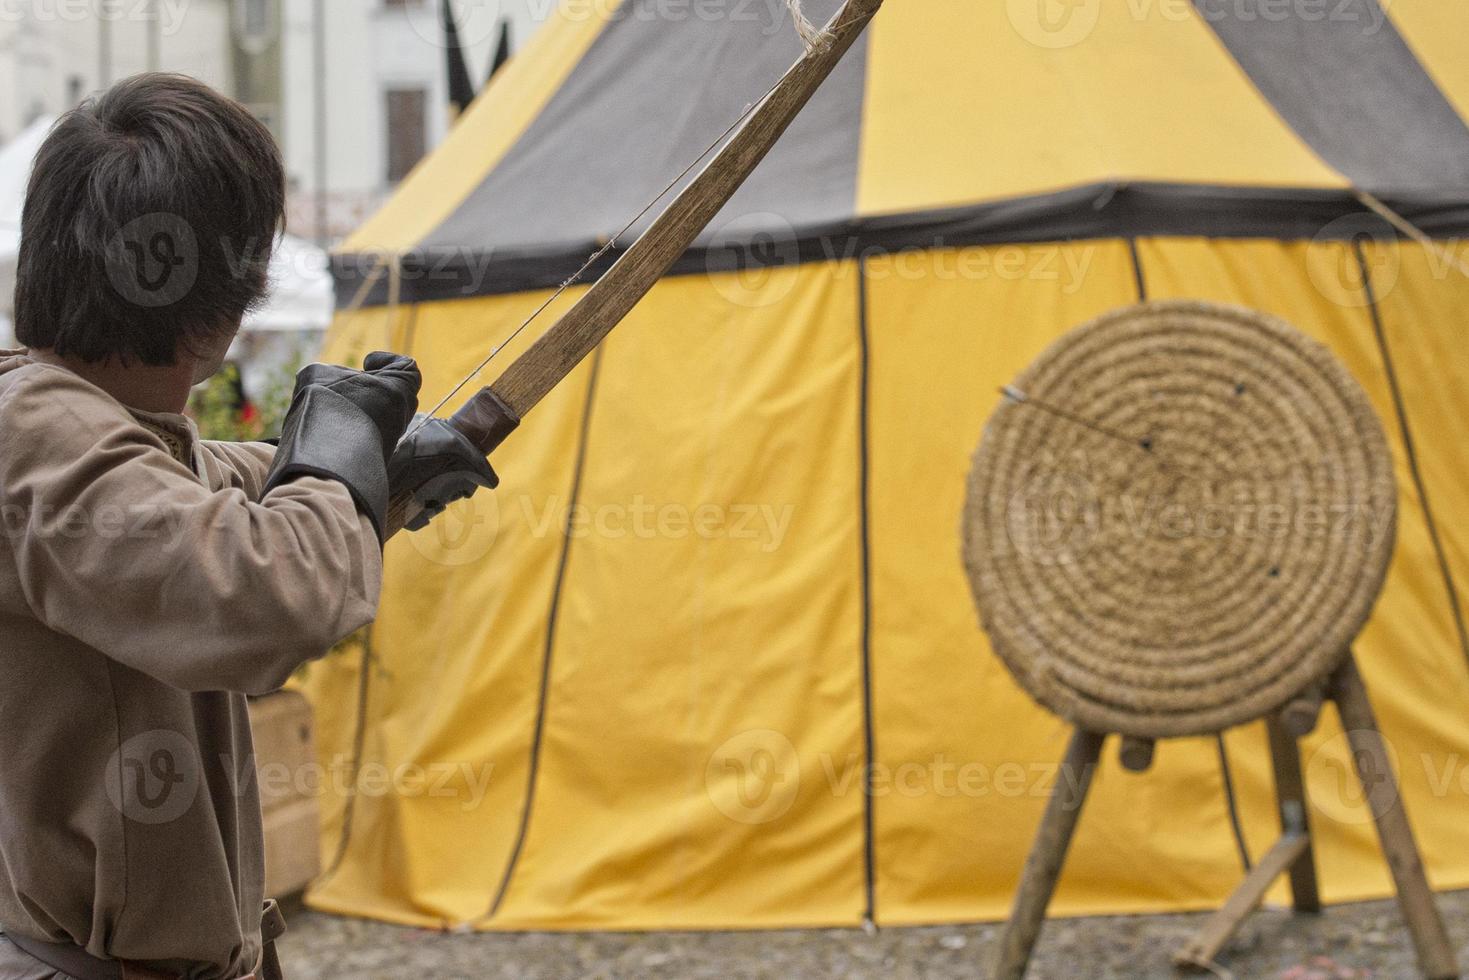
[[244, 232, 333, 333], [0, 116, 53, 344], [0, 116, 50, 233]]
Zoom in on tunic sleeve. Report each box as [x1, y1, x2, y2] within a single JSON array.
[[197, 439, 277, 501], [0, 372, 383, 695]]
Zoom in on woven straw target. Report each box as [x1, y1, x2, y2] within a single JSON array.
[[962, 300, 1397, 738]]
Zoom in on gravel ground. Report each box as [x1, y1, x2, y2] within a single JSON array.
[[276, 889, 1469, 979]]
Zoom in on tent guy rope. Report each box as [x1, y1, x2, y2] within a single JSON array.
[[1354, 189, 1469, 280], [787, 0, 836, 51]]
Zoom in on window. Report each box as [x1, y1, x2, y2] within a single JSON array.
[[234, 0, 276, 52], [241, 0, 267, 35], [384, 88, 427, 184]]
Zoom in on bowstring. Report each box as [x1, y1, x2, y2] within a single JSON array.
[[408, 67, 795, 436]]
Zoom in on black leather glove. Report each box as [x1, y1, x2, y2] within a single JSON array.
[[264, 352, 422, 541], [388, 416, 499, 532]]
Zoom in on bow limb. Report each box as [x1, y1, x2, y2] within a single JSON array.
[[385, 0, 884, 538]]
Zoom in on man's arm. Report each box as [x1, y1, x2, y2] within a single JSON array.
[[1, 371, 382, 695], [200, 415, 501, 532], [197, 439, 276, 499]]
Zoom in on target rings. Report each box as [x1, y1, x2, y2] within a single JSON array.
[[962, 300, 1397, 738]]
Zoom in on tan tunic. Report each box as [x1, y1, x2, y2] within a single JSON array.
[[0, 352, 382, 978]]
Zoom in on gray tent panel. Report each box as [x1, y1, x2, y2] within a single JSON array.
[[1196, 0, 1469, 193], [423, 0, 867, 256], [332, 0, 1469, 307]]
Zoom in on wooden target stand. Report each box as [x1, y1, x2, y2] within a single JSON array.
[[959, 302, 1464, 980], [992, 652, 1459, 980]]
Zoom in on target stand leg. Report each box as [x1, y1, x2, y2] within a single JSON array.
[[1175, 714, 1323, 971], [1177, 653, 1459, 978], [1266, 712, 1322, 913], [991, 728, 1105, 980], [1329, 652, 1459, 980]]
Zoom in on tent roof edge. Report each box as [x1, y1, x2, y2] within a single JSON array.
[[332, 181, 1469, 309]]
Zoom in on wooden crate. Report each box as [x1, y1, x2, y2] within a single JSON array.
[[248, 691, 321, 899]]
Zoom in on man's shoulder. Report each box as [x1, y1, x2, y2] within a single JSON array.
[[0, 355, 123, 422], [0, 356, 157, 466]]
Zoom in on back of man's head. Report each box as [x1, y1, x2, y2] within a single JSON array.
[[15, 73, 285, 367]]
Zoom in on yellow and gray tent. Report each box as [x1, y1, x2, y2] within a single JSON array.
[[303, 0, 1469, 929]]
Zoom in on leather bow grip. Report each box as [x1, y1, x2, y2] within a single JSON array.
[[382, 387, 522, 540], [383, 489, 426, 541]]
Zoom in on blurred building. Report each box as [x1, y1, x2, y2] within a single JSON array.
[[0, 0, 540, 248], [260, 0, 535, 243], [0, 0, 232, 140]]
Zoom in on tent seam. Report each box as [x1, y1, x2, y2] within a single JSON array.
[[482, 344, 607, 922], [1353, 241, 1469, 678], [856, 255, 877, 926]]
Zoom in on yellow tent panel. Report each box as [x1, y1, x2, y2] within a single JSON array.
[[298, 0, 1469, 930]]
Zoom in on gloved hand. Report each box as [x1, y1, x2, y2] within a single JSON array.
[[287, 352, 421, 455], [388, 416, 499, 532], [263, 352, 423, 541]]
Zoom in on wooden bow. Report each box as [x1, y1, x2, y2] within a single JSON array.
[[385, 0, 884, 538]]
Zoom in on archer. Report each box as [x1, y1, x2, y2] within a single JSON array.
[[0, 74, 492, 980]]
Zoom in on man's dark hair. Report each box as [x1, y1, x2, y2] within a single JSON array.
[[14, 73, 286, 366]]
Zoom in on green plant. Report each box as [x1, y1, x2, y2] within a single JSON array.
[[189, 354, 301, 442]]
